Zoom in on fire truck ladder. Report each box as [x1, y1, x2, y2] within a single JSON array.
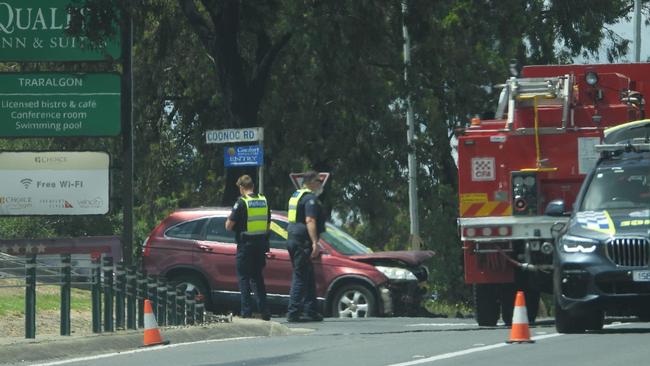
[[497, 76, 572, 172]]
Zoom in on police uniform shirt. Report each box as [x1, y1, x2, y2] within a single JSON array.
[[228, 194, 271, 243], [293, 192, 325, 235]]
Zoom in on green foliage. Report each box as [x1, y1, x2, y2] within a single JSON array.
[[1, 0, 644, 303]]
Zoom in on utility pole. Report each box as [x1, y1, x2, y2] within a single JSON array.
[[121, 10, 134, 264], [402, 0, 421, 250], [634, 0, 642, 62]]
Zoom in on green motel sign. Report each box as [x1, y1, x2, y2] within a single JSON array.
[[0, 0, 120, 61], [0, 73, 121, 136]]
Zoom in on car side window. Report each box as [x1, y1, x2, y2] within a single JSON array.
[[165, 218, 207, 240], [205, 217, 236, 244], [269, 219, 288, 250]]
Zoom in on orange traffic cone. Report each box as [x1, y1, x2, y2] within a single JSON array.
[[142, 299, 170, 347], [506, 291, 535, 344]]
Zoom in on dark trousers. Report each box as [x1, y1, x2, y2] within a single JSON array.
[[236, 240, 268, 317], [287, 234, 318, 317]]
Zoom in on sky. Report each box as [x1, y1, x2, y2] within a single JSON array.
[[604, 16, 650, 62]]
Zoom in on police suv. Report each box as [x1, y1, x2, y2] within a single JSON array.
[[550, 120, 650, 333]]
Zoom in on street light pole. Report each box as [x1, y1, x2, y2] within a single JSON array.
[[402, 0, 421, 250]]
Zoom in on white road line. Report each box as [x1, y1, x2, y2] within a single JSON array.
[[386, 322, 630, 366], [32, 336, 259, 366], [406, 323, 475, 327]]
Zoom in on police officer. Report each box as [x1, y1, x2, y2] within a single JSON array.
[[225, 175, 271, 320], [286, 170, 325, 322]]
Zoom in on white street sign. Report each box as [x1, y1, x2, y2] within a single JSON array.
[[290, 172, 330, 190], [0, 152, 109, 215], [206, 127, 264, 144]]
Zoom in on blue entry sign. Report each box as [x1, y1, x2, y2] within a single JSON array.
[[224, 145, 263, 167]]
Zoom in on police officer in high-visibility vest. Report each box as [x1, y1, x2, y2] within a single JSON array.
[[225, 175, 271, 320], [286, 170, 325, 322]]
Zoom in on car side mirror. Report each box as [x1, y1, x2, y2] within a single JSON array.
[[544, 200, 566, 217]]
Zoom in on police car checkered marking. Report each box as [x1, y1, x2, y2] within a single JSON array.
[[576, 210, 615, 234]]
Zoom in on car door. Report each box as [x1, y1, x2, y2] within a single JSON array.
[[193, 216, 239, 292], [146, 218, 208, 276], [262, 219, 294, 297]]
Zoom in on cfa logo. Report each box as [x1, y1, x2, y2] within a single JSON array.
[[471, 157, 495, 182]]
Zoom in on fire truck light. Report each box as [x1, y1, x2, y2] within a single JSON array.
[[465, 226, 511, 238], [470, 117, 481, 126], [585, 71, 599, 86]]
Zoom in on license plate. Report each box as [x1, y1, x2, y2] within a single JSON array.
[[633, 270, 650, 282]]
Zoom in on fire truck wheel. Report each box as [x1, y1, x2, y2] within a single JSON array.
[[474, 284, 499, 326]]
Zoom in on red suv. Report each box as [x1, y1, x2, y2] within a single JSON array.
[[142, 208, 434, 317]]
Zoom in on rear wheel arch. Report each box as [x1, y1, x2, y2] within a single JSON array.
[[163, 267, 213, 307]]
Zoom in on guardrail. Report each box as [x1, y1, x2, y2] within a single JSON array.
[[0, 254, 210, 338]]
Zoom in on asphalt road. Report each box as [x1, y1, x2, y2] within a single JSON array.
[[24, 317, 650, 366]]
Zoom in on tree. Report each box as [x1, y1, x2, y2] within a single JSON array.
[[44, 0, 646, 302]]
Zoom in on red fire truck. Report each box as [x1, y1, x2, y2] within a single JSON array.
[[456, 63, 650, 326]]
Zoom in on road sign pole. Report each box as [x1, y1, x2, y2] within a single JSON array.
[[121, 10, 134, 264], [259, 134, 264, 194]]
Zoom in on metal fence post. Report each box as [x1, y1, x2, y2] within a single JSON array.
[[175, 285, 185, 326], [167, 286, 176, 326], [157, 278, 167, 325], [91, 256, 102, 333], [126, 266, 137, 329], [60, 254, 71, 336], [195, 300, 205, 324], [115, 261, 126, 330], [25, 255, 37, 339], [137, 269, 147, 328], [185, 288, 195, 325], [103, 256, 114, 332], [147, 275, 157, 317]]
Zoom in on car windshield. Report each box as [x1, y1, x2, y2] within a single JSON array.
[[321, 223, 373, 255], [581, 165, 650, 210]]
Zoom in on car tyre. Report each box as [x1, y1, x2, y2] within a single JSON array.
[[331, 284, 376, 318], [474, 284, 499, 326], [554, 296, 585, 334], [583, 307, 604, 331], [169, 273, 212, 310]]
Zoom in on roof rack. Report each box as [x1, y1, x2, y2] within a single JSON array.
[[595, 141, 650, 153]]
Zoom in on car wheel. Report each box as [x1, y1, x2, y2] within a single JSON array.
[[169, 274, 212, 310], [583, 307, 604, 331], [474, 284, 499, 326], [331, 284, 376, 318], [554, 296, 585, 334]]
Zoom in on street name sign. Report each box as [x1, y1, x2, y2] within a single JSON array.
[[206, 127, 263, 144], [0, 0, 121, 61], [224, 145, 264, 167], [0, 151, 110, 215], [0, 73, 121, 136]]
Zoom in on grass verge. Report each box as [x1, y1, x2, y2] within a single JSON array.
[[0, 280, 92, 316]]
